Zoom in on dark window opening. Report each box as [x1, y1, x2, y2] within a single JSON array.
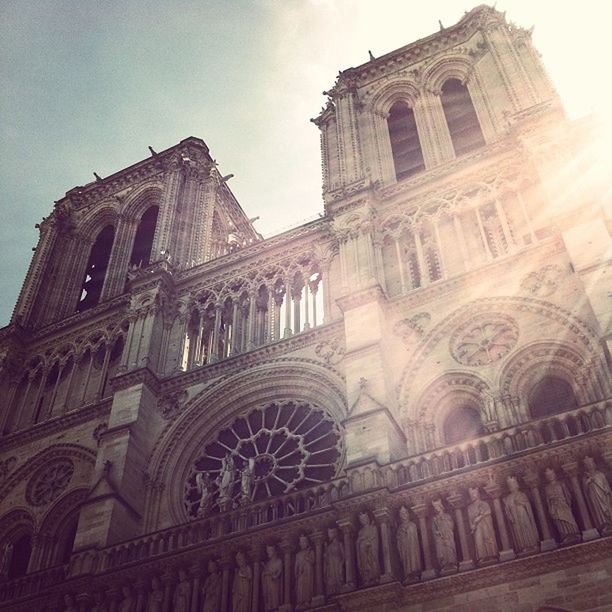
[[129, 206, 159, 268], [443, 405, 485, 444], [440, 78, 485, 156], [7, 534, 32, 579], [76, 225, 115, 312], [387, 102, 425, 180], [529, 376, 578, 419]]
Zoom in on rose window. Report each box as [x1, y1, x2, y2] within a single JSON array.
[[184, 401, 343, 517], [450, 314, 519, 366], [26, 459, 74, 506]]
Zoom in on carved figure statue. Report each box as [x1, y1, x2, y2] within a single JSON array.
[[432, 498, 457, 569], [467, 487, 498, 562], [239, 459, 253, 506], [147, 577, 164, 612], [503, 476, 539, 552], [91, 592, 108, 612], [0, 542, 13, 578], [218, 453, 235, 500], [196, 471, 213, 516], [356, 512, 380, 585], [324, 527, 344, 595], [118, 585, 135, 612], [582, 456, 612, 530], [295, 534, 314, 608], [543, 467, 579, 540], [232, 551, 252, 612], [261, 545, 282, 611], [172, 569, 191, 612], [396, 506, 421, 580], [201, 560, 222, 612], [63, 594, 78, 612]]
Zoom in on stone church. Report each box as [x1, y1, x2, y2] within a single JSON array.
[[0, 4, 610, 611]]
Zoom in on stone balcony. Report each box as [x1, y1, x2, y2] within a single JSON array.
[[1, 399, 610, 610]]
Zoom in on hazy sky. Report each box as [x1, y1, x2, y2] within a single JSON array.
[[1, 1, 610, 325]]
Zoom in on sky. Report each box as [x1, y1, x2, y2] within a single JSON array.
[[1, 0, 611, 326]]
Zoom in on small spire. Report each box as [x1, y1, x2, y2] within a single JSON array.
[[93, 172, 103, 182], [148, 145, 158, 156], [439, 19, 444, 30], [368, 50, 375, 61]]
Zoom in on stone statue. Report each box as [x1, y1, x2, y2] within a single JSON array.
[[0, 542, 13, 578], [543, 467, 579, 541], [218, 453, 235, 501], [432, 498, 457, 569], [467, 487, 498, 562], [295, 534, 314, 608], [201, 560, 222, 612], [396, 506, 421, 581], [324, 527, 344, 595], [196, 471, 213, 516], [118, 585, 135, 612], [503, 476, 539, 552], [239, 459, 254, 506], [582, 456, 612, 530], [90, 592, 108, 612], [232, 551, 252, 612], [63, 594, 78, 612], [261, 545, 282, 611], [147, 577, 163, 612], [172, 569, 191, 612], [356, 512, 380, 585]]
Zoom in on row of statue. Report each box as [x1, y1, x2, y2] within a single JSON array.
[[59, 459, 611, 611], [195, 454, 253, 515]]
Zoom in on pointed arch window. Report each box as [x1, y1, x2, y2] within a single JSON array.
[[443, 405, 485, 444], [387, 101, 425, 180], [440, 78, 485, 156], [76, 225, 115, 312], [528, 376, 578, 419], [129, 205, 159, 268]]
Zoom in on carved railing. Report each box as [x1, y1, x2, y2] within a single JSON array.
[[1, 400, 610, 608]]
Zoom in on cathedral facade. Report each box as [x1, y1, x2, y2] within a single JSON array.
[[0, 5, 611, 611]]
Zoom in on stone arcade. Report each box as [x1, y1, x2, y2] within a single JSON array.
[[0, 5, 611, 611]]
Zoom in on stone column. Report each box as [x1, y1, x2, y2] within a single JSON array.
[[412, 503, 437, 580], [337, 518, 356, 590], [107, 588, 120, 612], [76, 592, 92, 612], [311, 530, 325, 607], [220, 556, 232, 612], [279, 538, 293, 611], [251, 544, 262, 612], [162, 571, 175, 612], [190, 563, 201, 612], [562, 462, 600, 541], [484, 484, 516, 561], [134, 580, 147, 612], [447, 493, 475, 571], [523, 471, 557, 551], [372, 507, 394, 583]]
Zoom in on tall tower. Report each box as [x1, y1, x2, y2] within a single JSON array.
[[0, 6, 610, 611]]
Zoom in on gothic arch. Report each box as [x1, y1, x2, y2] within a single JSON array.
[[120, 182, 163, 221], [368, 80, 421, 116], [398, 296, 602, 411], [422, 55, 475, 95], [0, 444, 95, 503], [498, 340, 592, 409], [78, 204, 119, 240], [146, 359, 347, 528]]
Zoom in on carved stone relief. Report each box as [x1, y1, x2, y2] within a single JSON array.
[[450, 314, 518, 366], [520, 264, 563, 297], [26, 459, 74, 506]]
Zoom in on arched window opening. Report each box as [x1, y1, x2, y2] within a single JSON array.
[[129, 206, 159, 268], [387, 102, 425, 180], [6, 534, 32, 579], [528, 376, 578, 419], [102, 337, 124, 398], [76, 225, 115, 313], [443, 405, 485, 445], [440, 78, 485, 156]]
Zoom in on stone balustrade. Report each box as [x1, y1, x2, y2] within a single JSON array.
[[1, 399, 610, 609]]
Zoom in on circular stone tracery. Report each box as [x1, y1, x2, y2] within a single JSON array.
[[184, 401, 343, 517], [450, 314, 519, 367], [26, 459, 75, 506]]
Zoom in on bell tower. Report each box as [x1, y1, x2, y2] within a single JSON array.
[[12, 137, 259, 330]]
